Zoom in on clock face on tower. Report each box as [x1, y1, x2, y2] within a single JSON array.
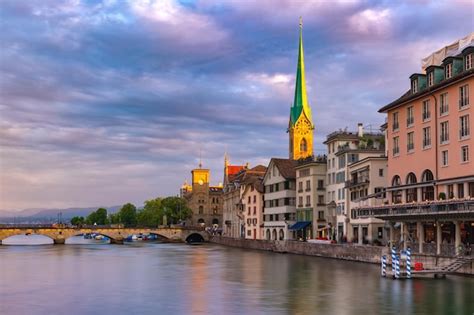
[[296, 118, 312, 136]]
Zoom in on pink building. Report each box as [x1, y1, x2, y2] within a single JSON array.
[[356, 35, 474, 256]]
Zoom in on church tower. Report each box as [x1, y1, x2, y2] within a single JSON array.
[[288, 18, 314, 160]]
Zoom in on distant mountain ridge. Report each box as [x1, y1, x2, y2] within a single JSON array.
[[0, 206, 121, 219]]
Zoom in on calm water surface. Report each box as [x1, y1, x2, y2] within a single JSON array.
[[1, 236, 473, 315]]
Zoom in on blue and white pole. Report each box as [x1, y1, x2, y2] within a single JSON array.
[[391, 246, 396, 276], [381, 255, 387, 277], [406, 247, 412, 279], [395, 255, 401, 279]]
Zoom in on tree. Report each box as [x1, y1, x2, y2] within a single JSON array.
[[71, 216, 84, 226], [108, 212, 121, 224], [137, 198, 162, 227], [161, 197, 192, 225], [119, 203, 137, 227], [86, 208, 108, 225]]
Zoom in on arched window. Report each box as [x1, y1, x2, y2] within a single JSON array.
[[197, 218, 205, 225], [212, 218, 219, 225], [406, 173, 417, 202], [279, 229, 284, 240], [272, 229, 277, 240], [198, 206, 203, 214], [421, 169, 434, 200], [266, 229, 271, 240], [392, 175, 402, 204], [300, 138, 308, 153]]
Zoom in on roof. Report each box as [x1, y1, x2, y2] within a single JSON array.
[[289, 20, 313, 127], [267, 158, 298, 180], [227, 165, 246, 176]]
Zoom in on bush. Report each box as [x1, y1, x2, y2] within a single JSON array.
[[438, 192, 446, 200]]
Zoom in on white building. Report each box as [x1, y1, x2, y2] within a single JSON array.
[[263, 158, 297, 241]]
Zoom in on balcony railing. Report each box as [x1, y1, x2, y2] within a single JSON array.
[[345, 177, 370, 188], [354, 199, 474, 220]]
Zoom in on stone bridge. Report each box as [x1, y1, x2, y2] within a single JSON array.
[[0, 225, 210, 244]]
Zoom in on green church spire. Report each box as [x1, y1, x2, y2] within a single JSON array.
[[290, 17, 313, 127]]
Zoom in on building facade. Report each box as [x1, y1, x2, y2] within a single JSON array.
[[324, 124, 385, 242], [263, 158, 297, 241], [241, 168, 266, 240], [294, 156, 330, 240], [347, 156, 387, 244], [182, 164, 223, 227], [355, 35, 474, 255], [222, 156, 247, 238]]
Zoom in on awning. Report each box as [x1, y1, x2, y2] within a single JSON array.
[[289, 221, 312, 230]]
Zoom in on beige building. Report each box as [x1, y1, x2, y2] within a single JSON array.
[[347, 156, 387, 244], [181, 164, 223, 227], [324, 123, 385, 242], [294, 156, 330, 240], [241, 168, 266, 240]]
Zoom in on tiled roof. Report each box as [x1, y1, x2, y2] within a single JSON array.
[[270, 158, 297, 179], [227, 165, 246, 176]]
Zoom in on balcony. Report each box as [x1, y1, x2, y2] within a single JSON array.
[[317, 187, 325, 191], [354, 199, 474, 221], [345, 177, 370, 188]]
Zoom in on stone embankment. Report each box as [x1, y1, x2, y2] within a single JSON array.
[[210, 236, 473, 276]]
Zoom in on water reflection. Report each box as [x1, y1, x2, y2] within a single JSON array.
[[0, 242, 473, 315]]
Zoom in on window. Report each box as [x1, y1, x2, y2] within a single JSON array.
[[411, 79, 418, 93], [458, 183, 465, 199], [423, 127, 431, 148], [466, 53, 473, 70], [379, 169, 384, 177], [428, 71, 434, 86], [253, 206, 256, 215], [440, 93, 449, 115], [299, 168, 310, 177], [461, 145, 469, 163], [442, 150, 448, 166], [317, 180, 324, 189], [407, 106, 414, 126], [248, 207, 251, 215], [448, 185, 454, 199], [407, 132, 414, 152], [460, 85, 469, 108], [348, 154, 359, 163], [422, 100, 431, 121], [306, 195, 311, 207], [248, 196, 251, 204], [318, 195, 324, 205], [298, 196, 303, 207], [199, 206, 203, 214], [460, 115, 470, 139], [253, 195, 256, 203], [393, 136, 400, 156], [440, 121, 449, 144], [392, 112, 399, 131], [298, 181, 303, 192], [445, 63, 452, 79], [338, 155, 346, 168], [300, 138, 307, 153]]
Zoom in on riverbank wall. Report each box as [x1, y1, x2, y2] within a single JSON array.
[[210, 236, 473, 276]]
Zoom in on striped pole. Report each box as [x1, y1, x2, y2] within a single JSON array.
[[381, 255, 387, 277], [395, 255, 401, 279], [391, 246, 396, 276], [406, 247, 412, 279]]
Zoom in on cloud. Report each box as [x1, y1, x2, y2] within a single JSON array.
[[0, 0, 472, 210]]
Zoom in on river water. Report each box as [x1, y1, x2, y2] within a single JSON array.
[[1, 236, 473, 315]]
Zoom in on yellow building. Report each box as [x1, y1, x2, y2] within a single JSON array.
[[288, 19, 314, 160], [181, 163, 223, 227]]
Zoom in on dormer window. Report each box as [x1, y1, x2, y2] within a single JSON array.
[[466, 53, 473, 70], [427, 71, 434, 87], [411, 79, 418, 93], [445, 63, 452, 79]]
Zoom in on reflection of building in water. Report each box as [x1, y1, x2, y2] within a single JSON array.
[[187, 249, 209, 314]]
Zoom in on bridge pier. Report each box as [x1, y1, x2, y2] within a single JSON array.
[[54, 238, 65, 245]]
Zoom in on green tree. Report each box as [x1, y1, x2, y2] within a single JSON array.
[[70, 216, 84, 226], [86, 208, 108, 225], [119, 203, 137, 227], [161, 197, 192, 225], [108, 212, 121, 224], [137, 198, 162, 227]]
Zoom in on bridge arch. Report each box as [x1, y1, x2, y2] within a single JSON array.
[[1, 233, 54, 245], [185, 233, 205, 244]]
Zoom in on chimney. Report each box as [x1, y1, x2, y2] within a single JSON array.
[[357, 123, 364, 137]]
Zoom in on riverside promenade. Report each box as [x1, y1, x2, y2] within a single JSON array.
[[210, 236, 474, 276]]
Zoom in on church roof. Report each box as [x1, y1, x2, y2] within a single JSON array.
[[289, 19, 313, 127]]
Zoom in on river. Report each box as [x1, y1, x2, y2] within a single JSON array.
[[1, 236, 473, 315]]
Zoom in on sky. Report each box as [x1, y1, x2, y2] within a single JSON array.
[[0, 0, 473, 210]]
